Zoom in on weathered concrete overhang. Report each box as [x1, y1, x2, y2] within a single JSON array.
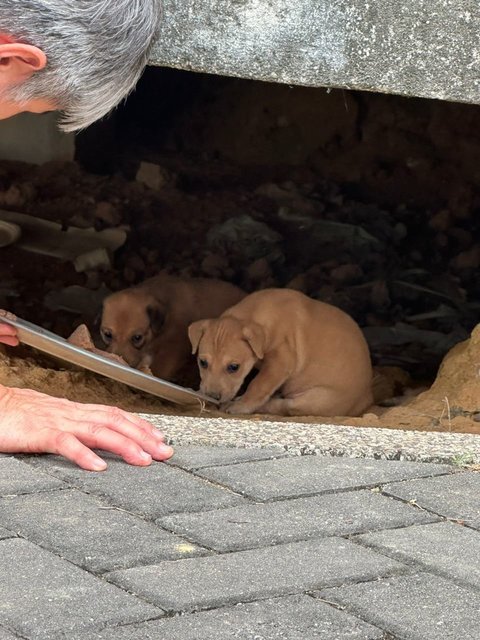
[[150, 0, 480, 104]]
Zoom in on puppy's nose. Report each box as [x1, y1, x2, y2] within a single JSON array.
[[207, 391, 222, 401]]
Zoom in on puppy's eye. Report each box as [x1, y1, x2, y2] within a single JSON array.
[[101, 329, 113, 344], [226, 363, 239, 373], [131, 334, 144, 348], [199, 358, 208, 369]]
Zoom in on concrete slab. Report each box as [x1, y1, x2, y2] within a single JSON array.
[[0, 538, 162, 640], [0, 457, 65, 496], [160, 489, 439, 552], [147, 414, 480, 464], [106, 537, 406, 612], [196, 455, 452, 500], [26, 455, 245, 519], [150, 2, 480, 105], [383, 471, 480, 529], [60, 594, 383, 640], [0, 489, 207, 573], [356, 521, 480, 591], [318, 572, 480, 640]]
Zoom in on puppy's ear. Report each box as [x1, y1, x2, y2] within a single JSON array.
[[188, 319, 210, 354], [146, 303, 166, 334], [242, 322, 265, 360]]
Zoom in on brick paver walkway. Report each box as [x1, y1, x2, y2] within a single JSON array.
[[0, 447, 479, 639]]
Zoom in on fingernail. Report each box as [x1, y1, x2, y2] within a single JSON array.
[[157, 444, 174, 458], [91, 457, 107, 472], [151, 428, 165, 440], [140, 450, 152, 462]]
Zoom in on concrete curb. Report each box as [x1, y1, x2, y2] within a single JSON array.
[[143, 414, 480, 465]]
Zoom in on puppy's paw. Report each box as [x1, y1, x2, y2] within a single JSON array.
[[222, 397, 256, 415]]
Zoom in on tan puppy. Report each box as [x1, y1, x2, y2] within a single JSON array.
[[100, 273, 245, 382], [189, 288, 373, 416]]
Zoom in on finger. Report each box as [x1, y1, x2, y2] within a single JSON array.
[[68, 401, 165, 436], [0, 336, 19, 346], [68, 421, 155, 466], [34, 428, 108, 472], [0, 324, 17, 336], [67, 407, 173, 461]]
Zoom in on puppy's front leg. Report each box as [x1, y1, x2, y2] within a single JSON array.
[[224, 356, 290, 415]]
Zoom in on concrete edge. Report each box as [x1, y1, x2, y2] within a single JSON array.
[[141, 414, 480, 466]]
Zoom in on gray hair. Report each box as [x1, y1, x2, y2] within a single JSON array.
[[0, 0, 162, 131]]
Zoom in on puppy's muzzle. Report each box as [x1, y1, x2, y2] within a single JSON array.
[[205, 390, 222, 402]]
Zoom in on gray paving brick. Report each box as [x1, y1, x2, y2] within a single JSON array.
[[356, 521, 480, 591], [0, 457, 65, 496], [59, 594, 383, 640], [384, 471, 480, 529], [107, 537, 406, 612], [0, 538, 162, 640], [167, 445, 287, 470], [0, 489, 206, 573], [196, 455, 452, 500], [0, 527, 14, 540], [0, 629, 20, 640], [318, 572, 480, 640], [26, 456, 244, 519], [160, 488, 439, 552]]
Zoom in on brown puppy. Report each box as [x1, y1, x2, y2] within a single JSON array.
[[189, 288, 373, 416], [100, 273, 245, 383]]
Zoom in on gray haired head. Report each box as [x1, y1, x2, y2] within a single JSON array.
[[0, 0, 162, 131]]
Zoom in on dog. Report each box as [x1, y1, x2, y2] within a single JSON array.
[[100, 273, 245, 383], [188, 288, 373, 416]]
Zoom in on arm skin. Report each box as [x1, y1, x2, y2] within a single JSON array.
[[0, 323, 173, 470]]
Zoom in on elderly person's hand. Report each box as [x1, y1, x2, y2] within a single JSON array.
[[0, 385, 173, 470], [0, 324, 173, 469], [0, 322, 19, 346]]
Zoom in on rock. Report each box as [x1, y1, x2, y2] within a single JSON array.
[[451, 245, 480, 270], [255, 182, 318, 214], [448, 227, 473, 249], [330, 263, 363, 284], [0, 185, 24, 208], [44, 285, 110, 315], [145, 249, 160, 265], [123, 267, 137, 284], [246, 258, 272, 282], [429, 209, 451, 232], [370, 280, 390, 309], [201, 253, 229, 278], [95, 201, 121, 226], [207, 214, 284, 266], [384, 323, 480, 419], [74, 248, 111, 273], [136, 162, 170, 191], [286, 274, 307, 292], [125, 254, 146, 274]]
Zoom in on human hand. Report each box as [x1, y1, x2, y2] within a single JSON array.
[[0, 385, 173, 471], [0, 322, 19, 347]]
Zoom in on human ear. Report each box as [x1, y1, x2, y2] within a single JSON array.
[[0, 42, 47, 84]]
